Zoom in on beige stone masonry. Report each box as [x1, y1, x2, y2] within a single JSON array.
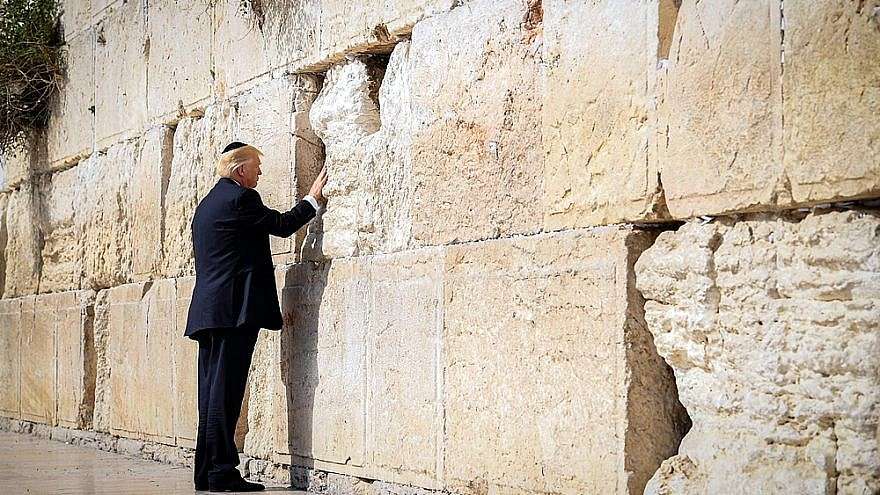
[[94, 279, 206, 447], [443, 227, 684, 495], [636, 210, 880, 494], [46, 29, 95, 169], [4, 184, 42, 297], [94, 0, 148, 148], [409, 0, 543, 246], [543, 0, 668, 230]]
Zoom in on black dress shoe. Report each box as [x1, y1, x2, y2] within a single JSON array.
[[195, 482, 208, 491], [208, 478, 265, 492]]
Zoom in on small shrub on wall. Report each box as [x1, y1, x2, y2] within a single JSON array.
[[0, 0, 65, 155]]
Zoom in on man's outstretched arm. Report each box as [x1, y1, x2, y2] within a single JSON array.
[[236, 167, 328, 238]]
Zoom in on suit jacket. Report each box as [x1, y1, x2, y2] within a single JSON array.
[[184, 177, 316, 338]]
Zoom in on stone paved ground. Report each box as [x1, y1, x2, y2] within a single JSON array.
[[0, 431, 303, 494]]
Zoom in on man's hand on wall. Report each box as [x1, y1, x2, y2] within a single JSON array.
[[309, 166, 328, 204]]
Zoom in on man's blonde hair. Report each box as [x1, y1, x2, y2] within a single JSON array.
[[216, 144, 263, 177]]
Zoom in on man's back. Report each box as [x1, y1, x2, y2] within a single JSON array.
[[184, 177, 315, 338]]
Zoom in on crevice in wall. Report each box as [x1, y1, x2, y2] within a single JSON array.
[[657, 0, 681, 61], [625, 227, 691, 493]]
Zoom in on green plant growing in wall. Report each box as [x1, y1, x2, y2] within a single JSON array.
[[0, 0, 65, 155]]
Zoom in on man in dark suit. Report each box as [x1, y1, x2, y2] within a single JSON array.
[[184, 141, 327, 492]]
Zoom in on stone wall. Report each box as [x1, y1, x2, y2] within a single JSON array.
[[0, 0, 878, 494]]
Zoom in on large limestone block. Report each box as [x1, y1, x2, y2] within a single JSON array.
[[42, 291, 96, 429], [443, 228, 685, 494], [131, 126, 174, 280], [636, 210, 880, 494], [256, 0, 322, 73], [0, 298, 23, 418], [783, 2, 880, 204], [211, 0, 269, 94], [37, 166, 81, 293], [99, 281, 175, 443], [543, 0, 668, 229], [46, 30, 95, 168], [4, 184, 42, 297], [308, 42, 413, 258], [163, 104, 236, 277], [409, 0, 543, 245], [659, 0, 785, 217], [76, 127, 171, 288], [172, 277, 198, 447], [21, 296, 53, 424], [316, 0, 453, 67], [275, 261, 368, 466], [95, 0, 148, 146], [147, 0, 213, 122], [245, 327, 282, 459], [367, 250, 443, 482]]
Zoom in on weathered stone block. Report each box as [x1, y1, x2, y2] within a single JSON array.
[[316, 0, 453, 67], [0, 298, 23, 418], [782, 2, 880, 204], [131, 126, 174, 280], [443, 228, 684, 494], [46, 30, 95, 168], [103, 281, 175, 443], [211, 0, 269, 94], [21, 296, 53, 424], [543, 0, 668, 229], [172, 277, 198, 448], [308, 42, 413, 258], [163, 103, 237, 277], [37, 166, 81, 293], [659, 0, 785, 218], [48, 291, 95, 429], [95, 0, 148, 147], [368, 250, 443, 481], [409, 0, 543, 245], [255, 0, 322, 73], [147, 0, 213, 122], [76, 127, 170, 289], [4, 184, 42, 297], [275, 261, 368, 465], [636, 210, 880, 494]]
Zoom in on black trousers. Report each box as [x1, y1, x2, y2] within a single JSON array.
[[193, 327, 259, 486]]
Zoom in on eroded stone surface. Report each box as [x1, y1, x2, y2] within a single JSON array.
[[75, 127, 171, 289], [782, 1, 880, 204], [163, 103, 236, 277], [37, 166, 81, 293], [94, 0, 148, 147], [308, 43, 413, 258], [659, 0, 785, 218], [46, 30, 95, 168], [636, 210, 880, 495], [4, 184, 42, 297], [543, 0, 668, 229], [409, 0, 543, 245], [147, 0, 212, 122], [443, 228, 683, 495]]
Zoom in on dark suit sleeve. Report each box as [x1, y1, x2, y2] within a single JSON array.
[[236, 187, 316, 238]]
